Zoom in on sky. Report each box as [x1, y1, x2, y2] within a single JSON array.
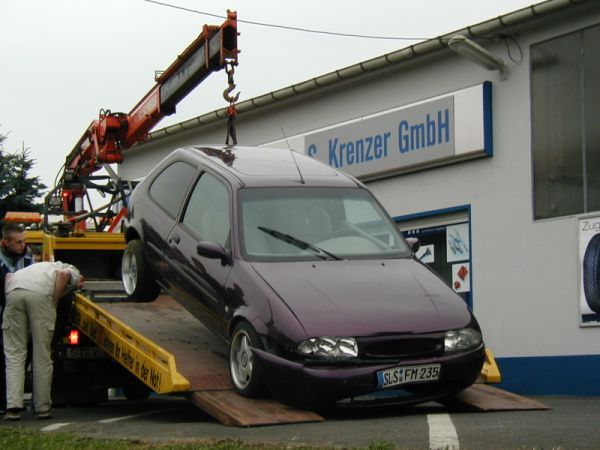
[[0, 0, 544, 193]]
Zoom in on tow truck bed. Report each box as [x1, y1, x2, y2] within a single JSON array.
[[75, 293, 323, 426]]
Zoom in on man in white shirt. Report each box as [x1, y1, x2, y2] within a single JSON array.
[[2, 261, 84, 420]]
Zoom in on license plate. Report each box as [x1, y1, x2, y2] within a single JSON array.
[[66, 347, 107, 360], [377, 364, 441, 389]]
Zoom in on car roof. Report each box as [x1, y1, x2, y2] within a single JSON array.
[[181, 145, 360, 188]]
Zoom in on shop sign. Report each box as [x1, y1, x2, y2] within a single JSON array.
[[305, 82, 492, 180]]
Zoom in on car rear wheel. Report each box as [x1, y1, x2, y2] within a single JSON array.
[[122, 239, 160, 302], [229, 321, 266, 397], [122, 382, 152, 401]]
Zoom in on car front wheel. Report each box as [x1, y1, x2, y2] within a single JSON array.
[[121, 239, 160, 302], [229, 321, 266, 397]]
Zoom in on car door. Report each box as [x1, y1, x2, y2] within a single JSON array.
[[142, 159, 198, 290], [167, 169, 233, 338]]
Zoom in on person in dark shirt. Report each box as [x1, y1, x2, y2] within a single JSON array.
[[0, 224, 34, 414]]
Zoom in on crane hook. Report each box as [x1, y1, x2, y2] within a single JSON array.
[[223, 84, 240, 104], [223, 62, 240, 104]]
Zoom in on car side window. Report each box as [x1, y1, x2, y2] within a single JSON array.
[[182, 172, 231, 247], [149, 161, 197, 218]]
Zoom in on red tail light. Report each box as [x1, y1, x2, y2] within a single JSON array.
[[68, 329, 80, 345]]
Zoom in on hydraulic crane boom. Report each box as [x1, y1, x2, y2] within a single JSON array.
[[64, 10, 237, 179], [52, 11, 238, 230]]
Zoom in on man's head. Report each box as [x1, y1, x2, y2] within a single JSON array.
[[30, 244, 43, 262], [1, 223, 26, 257], [65, 265, 85, 289]]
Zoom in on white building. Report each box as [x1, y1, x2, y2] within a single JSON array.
[[120, 0, 600, 396]]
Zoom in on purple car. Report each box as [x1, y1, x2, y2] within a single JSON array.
[[122, 146, 485, 407]]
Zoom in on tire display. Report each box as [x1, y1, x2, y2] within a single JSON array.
[[583, 233, 600, 313]]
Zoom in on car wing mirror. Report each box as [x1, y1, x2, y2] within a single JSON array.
[[197, 241, 231, 265], [405, 237, 421, 253]]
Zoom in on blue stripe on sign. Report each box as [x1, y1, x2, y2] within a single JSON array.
[[482, 81, 493, 157], [377, 371, 384, 387], [393, 204, 470, 223], [496, 354, 600, 396]]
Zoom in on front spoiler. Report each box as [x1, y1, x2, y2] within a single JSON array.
[[253, 345, 485, 407]]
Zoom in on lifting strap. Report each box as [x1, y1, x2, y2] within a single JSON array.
[[226, 105, 237, 146], [223, 62, 240, 146]]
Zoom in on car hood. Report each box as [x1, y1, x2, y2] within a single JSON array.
[[250, 258, 473, 338]]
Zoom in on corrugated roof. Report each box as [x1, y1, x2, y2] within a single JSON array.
[[146, 0, 589, 143]]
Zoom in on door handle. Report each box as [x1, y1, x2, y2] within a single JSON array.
[[168, 233, 180, 245]]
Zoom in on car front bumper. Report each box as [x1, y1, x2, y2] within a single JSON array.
[[253, 345, 485, 407]]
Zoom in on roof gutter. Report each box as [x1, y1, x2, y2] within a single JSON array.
[[146, 0, 586, 143]]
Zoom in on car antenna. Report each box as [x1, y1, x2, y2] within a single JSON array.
[[281, 127, 305, 185]]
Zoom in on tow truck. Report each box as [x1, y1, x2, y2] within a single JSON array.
[[9, 10, 548, 426]]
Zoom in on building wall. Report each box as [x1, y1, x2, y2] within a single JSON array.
[[121, 4, 600, 394]]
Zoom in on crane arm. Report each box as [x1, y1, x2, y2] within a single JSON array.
[[63, 10, 238, 182]]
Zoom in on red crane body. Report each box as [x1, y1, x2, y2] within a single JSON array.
[[59, 11, 238, 221]]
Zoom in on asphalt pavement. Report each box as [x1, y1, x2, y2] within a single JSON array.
[[2, 394, 600, 449]]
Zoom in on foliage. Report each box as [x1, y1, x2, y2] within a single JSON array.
[[0, 132, 47, 219]]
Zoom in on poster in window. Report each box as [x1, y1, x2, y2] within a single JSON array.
[[579, 216, 600, 326], [446, 223, 470, 262], [416, 244, 435, 263], [452, 262, 471, 293]]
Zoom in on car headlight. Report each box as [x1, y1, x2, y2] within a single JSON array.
[[444, 328, 482, 353], [297, 337, 358, 358]]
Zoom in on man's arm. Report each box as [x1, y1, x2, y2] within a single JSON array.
[[52, 270, 72, 305]]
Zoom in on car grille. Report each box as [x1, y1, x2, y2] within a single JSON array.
[[359, 335, 443, 359]]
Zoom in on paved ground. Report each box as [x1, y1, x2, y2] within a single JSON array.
[[2, 394, 600, 448]]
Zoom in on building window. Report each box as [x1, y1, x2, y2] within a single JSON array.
[[531, 24, 600, 220]]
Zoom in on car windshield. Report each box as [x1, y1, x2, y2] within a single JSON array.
[[239, 187, 411, 261]]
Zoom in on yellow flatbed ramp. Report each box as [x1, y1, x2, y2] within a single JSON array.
[[73, 293, 323, 426], [73, 293, 548, 427]]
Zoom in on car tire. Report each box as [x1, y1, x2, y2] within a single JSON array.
[[229, 321, 266, 398], [583, 233, 600, 313], [121, 239, 160, 302], [122, 382, 152, 401]]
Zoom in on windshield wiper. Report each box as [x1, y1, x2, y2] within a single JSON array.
[[257, 226, 342, 261]]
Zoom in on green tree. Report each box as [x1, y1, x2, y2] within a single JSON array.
[[0, 131, 47, 218]]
